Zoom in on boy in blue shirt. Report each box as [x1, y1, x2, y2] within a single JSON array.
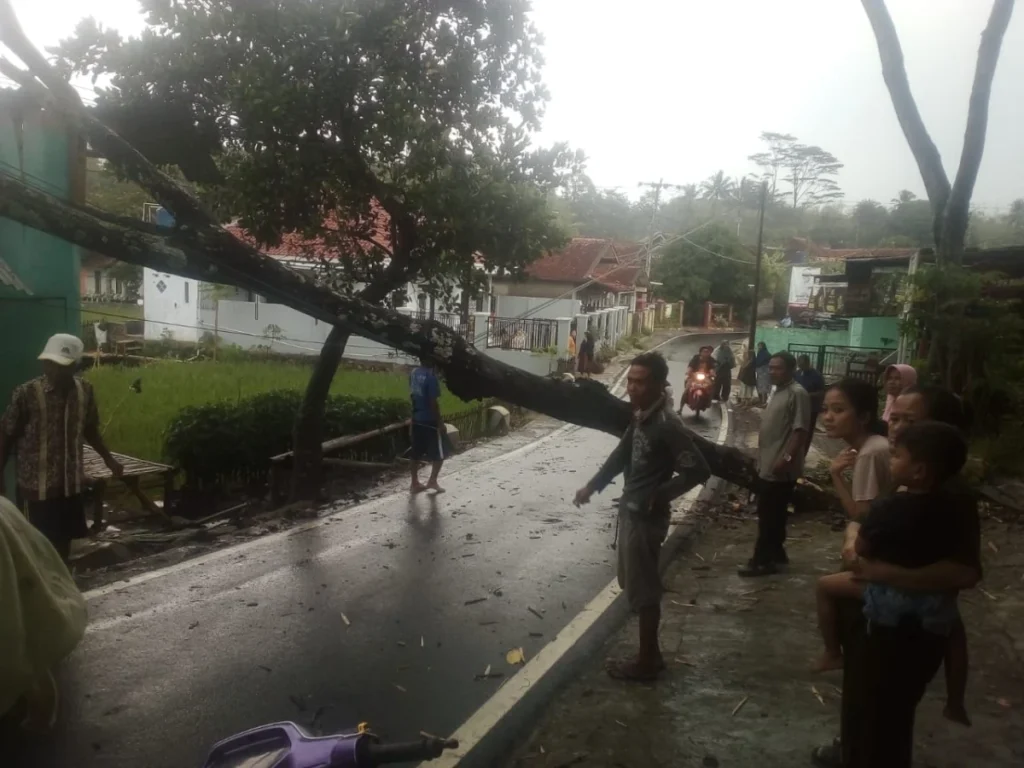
[[409, 357, 451, 494]]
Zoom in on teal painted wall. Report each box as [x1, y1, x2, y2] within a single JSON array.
[[756, 316, 900, 354], [0, 102, 81, 493]]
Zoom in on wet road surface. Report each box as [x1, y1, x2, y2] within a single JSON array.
[[9, 334, 728, 768]]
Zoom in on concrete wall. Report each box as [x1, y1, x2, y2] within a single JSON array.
[[479, 347, 560, 377], [0, 103, 82, 491], [143, 269, 201, 342], [203, 299, 418, 364], [494, 295, 580, 321], [491, 280, 577, 299], [756, 316, 901, 355]]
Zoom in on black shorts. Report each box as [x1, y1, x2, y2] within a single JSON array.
[[26, 494, 88, 544], [410, 422, 452, 462]]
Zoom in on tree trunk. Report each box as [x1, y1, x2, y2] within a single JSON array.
[[289, 325, 350, 501], [939, 0, 1015, 265], [860, 0, 952, 251], [0, 172, 759, 490]]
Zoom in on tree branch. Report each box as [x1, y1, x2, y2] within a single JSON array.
[[941, 0, 1016, 263], [0, 171, 757, 489], [860, 0, 952, 249]]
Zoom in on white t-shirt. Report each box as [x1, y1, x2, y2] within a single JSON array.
[[851, 434, 892, 502]]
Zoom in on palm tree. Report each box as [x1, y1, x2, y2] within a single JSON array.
[[700, 171, 736, 203]]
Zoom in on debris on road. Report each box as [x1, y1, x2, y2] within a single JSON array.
[[465, 597, 487, 606], [506, 647, 526, 665], [731, 695, 749, 716], [527, 606, 544, 619]]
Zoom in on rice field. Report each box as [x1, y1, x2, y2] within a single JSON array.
[[87, 360, 473, 462]]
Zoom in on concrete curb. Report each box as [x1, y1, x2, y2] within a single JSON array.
[[429, 390, 735, 767]]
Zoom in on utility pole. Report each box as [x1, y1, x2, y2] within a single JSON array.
[[748, 181, 768, 352], [637, 179, 684, 276]]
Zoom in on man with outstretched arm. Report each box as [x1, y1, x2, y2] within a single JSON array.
[[574, 351, 711, 681]]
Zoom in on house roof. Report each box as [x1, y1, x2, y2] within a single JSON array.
[[524, 238, 646, 291], [225, 205, 392, 263], [592, 263, 646, 293], [812, 247, 919, 263], [524, 238, 613, 282]]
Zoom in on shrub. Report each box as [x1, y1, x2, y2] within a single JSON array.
[[164, 389, 409, 487]]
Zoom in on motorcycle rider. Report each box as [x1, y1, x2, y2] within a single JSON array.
[[681, 346, 716, 414]]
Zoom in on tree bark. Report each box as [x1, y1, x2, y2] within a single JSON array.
[[289, 325, 351, 501], [0, 173, 758, 490], [860, 0, 952, 251], [940, 0, 1016, 265]]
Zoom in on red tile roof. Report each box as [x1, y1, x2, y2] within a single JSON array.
[[225, 205, 392, 263], [524, 238, 645, 290], [525, 237, 612, 282], [592, 263, 645, 293]]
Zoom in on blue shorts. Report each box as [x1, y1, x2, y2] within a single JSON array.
[[411, 422, 451, 462]]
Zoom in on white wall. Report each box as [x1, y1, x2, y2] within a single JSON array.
[[480, 347, 560, 377], [202, 299, 418, 364], [494, 295, 580, 321], [143, 268, 201, 342]]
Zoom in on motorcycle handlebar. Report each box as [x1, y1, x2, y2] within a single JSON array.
[[361, 736, 458, 765]]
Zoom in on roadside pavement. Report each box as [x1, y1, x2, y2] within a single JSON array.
[[505, 407, 1024, 768]]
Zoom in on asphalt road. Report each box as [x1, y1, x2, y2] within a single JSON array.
[[8, 334, 728, 768]]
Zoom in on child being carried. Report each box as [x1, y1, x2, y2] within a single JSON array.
[[813, 420, 969, 672]]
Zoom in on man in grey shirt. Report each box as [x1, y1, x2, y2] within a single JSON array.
[[575, 351, 710, 681], [739, 350, 811, 577]]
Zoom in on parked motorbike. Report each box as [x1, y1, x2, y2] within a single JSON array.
[[200, 721, 457, 768], [683, 371, 714, 417]]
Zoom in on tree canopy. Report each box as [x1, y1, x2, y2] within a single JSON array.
[[57, 0, 569, 294]]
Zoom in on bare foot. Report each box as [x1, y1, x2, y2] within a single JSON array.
[[426, 482, 446, 495], [812, 652, 844, 673], [410, 483, 426, 495], [943, 703, 972, 727]]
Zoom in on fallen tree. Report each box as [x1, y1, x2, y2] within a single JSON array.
[[0, 3, 757, 490]]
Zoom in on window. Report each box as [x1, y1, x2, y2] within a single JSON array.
[[94, 270, 102, 294], [184, 281, 190, 304]]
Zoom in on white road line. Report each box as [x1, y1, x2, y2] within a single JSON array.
[[427, 399, 732, 767]]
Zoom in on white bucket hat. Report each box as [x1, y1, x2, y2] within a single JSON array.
[[38, 333, 84, 367]]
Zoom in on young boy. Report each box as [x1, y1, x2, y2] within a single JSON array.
[[813, 420, 969, 673]]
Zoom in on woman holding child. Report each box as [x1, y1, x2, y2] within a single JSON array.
[[811, 380, 979, 768]]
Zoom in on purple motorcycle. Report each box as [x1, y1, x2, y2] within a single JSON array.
[[201, 721, 457, 767]]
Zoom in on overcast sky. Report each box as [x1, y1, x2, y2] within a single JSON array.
[[8, 0, 1023, 211]]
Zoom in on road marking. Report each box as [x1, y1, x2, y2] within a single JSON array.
[[426, 399, 731, 766], [82, 330, 731, 602]]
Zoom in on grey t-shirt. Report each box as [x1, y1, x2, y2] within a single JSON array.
[[758, 379, 812, 481]]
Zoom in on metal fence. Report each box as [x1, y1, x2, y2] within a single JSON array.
[[411, 310, 475, 342], [788, 343, 898, 384], [485, 316, 558, 351]]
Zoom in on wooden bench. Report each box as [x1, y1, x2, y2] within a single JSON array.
[[84, 446, 177, 529]]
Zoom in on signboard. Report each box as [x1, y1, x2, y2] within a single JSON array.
[[788, 266, 821, 307]]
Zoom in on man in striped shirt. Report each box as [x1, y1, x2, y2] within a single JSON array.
[[0, 334, 122, 563]]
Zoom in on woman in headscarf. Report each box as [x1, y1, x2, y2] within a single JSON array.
[[754, 342, 772, 405], [0, 494, 87, 732], [881, 364, 918, 426]]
